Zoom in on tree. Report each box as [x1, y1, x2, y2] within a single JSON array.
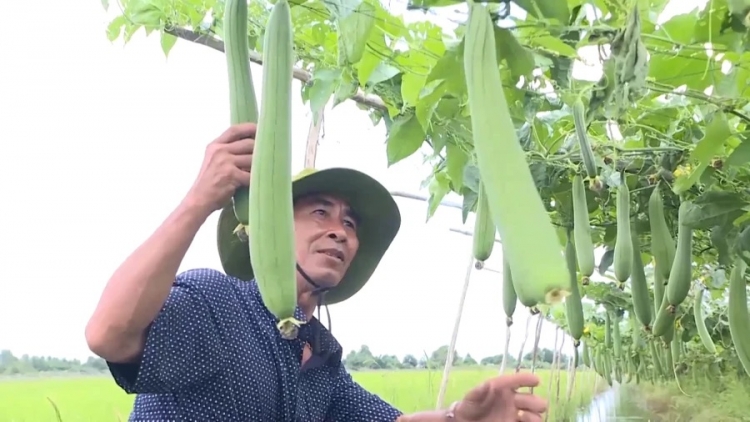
[[463, 354, 477, 366], [480, 355, 503, 366], [0, 350, 108, 376], [429, 345, 462, 367], [402, 354, 418, 368], [523, 348, 555, 365]]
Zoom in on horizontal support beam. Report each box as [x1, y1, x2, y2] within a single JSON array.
[[389, 190, 463, 210], [165, 27, 387, 112], [449, 227, 502, 244]]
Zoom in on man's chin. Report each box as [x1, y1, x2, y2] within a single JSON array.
[[304, 269, 343, 289]]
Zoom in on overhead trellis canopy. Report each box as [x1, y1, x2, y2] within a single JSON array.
[[104, 0, 750, 348]]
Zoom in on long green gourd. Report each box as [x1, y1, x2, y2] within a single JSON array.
[[564, 234, 584, 342], [224, 0, 259, 227], [666, 201, 693, 307], [248, 0, 301, 339], [693, 287, 716, 354], [630, 230, 653, 329], [648, 183, 676, 279], [572, 175, 595, 280], [463, 0, 569, 307], [502, 253, 517, 325], [472, 183, 496, 264], [613, 180, 632, 284], [727, 257, 750, 377]]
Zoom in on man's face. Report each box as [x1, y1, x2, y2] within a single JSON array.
[[293, 193, 360, 288]]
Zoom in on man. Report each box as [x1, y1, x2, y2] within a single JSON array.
[[85, 123, 548, 421]]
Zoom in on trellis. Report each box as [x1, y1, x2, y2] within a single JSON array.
[[386, 191, 603, 419], [134, 8, 615, 419]]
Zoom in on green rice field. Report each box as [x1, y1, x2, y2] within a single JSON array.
[[0, 368, 604, 421]]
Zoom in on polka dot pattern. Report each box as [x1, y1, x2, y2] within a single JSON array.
[[106, 268, 404, 421]]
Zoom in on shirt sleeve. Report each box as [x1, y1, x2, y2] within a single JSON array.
[[326, 364, 403, 422], [106, 268, 232, 394]]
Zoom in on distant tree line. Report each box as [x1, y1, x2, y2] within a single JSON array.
[[342, 345, 577, 371], [0, 349, 107, 376], [0, 345, 578, 377]]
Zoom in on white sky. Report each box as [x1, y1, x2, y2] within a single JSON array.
[[0, 0, 701, 361]]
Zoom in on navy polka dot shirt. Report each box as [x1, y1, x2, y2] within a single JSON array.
[[107, 268, 404, 422]]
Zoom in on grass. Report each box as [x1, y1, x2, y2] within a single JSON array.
[[617, 373, 750, 421], [0, 367, 605, 422]]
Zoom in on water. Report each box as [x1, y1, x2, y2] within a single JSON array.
[[576, 384, 622, 422]]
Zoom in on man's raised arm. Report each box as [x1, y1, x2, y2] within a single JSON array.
[[84, 123, 256, 363], [84, 198, 210, 363]]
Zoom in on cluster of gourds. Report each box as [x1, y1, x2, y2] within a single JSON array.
[[224, 0, 301, 339], [221, 0, 750, 378], [578, 178, 697, 385], [464, 0, 750, 385]]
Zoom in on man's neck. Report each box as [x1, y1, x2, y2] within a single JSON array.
[[295, 273, 322, 320], [296, 289, 318, 320]]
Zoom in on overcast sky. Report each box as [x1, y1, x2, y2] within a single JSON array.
[[0, 0, 700, 361]]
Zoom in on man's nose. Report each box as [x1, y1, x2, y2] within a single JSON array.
[[326, 226, 347, 242]]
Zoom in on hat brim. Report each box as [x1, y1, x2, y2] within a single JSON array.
[[216, 167, 401, 305]]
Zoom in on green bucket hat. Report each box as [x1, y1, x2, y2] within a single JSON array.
[[216, 167, 401, 305]]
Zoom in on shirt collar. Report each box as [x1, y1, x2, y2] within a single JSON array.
[[249, 279, 342, 367]]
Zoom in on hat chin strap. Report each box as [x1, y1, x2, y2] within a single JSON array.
[[295, 263, 332, 295], [295, 264, 332, 354]]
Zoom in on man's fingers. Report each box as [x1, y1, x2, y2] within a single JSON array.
[[233, 154, 253, 171], [216, 123, 257, 144], [517, 409, 543, 422], [233, 169, 252, 186], [489, 372, 541, 390], [462, 372, 541, 405], [514, 392, 548, 414], [460, 380, 491, 405], [225, 137, 255, 155]]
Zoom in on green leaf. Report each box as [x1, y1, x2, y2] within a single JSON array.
[[160, 32, 177, 57], [445, 143, 469, 191], [513, 0, 570, 23], [332, 71, 358, 107], [386, 113, 426, 166], [401, 71, 427, 108], [462, 164, 480, 193], [712, 53, 750, 99], [425, 41, 466, 97], [725, 135, 750, 167], [356, 53, 382, 87], [427, 172, 451, 220], [693, 2, 740, 46], [495, 28, 536, 80], [655, 13, 697, 45], [305, 69, 340, 116], [337, 1, 376, 64], [407, 0, 462, 8], [415, 81, 448, 130], [366, 63, 400, 85], [461, 187, 478, 224], [682, 191, 749, 230], [101, 0, 109, 10], [127, 0, 162, 28], [648, 53, 716, 92], [528, 36, 578, 58], [106, 16, 127, 42], [672, 112, 731, 195], [323, 0, 363, 20], [710, 225, 734, 267]]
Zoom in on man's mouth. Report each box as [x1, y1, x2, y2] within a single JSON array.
[[318, 249, 345, 262]]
